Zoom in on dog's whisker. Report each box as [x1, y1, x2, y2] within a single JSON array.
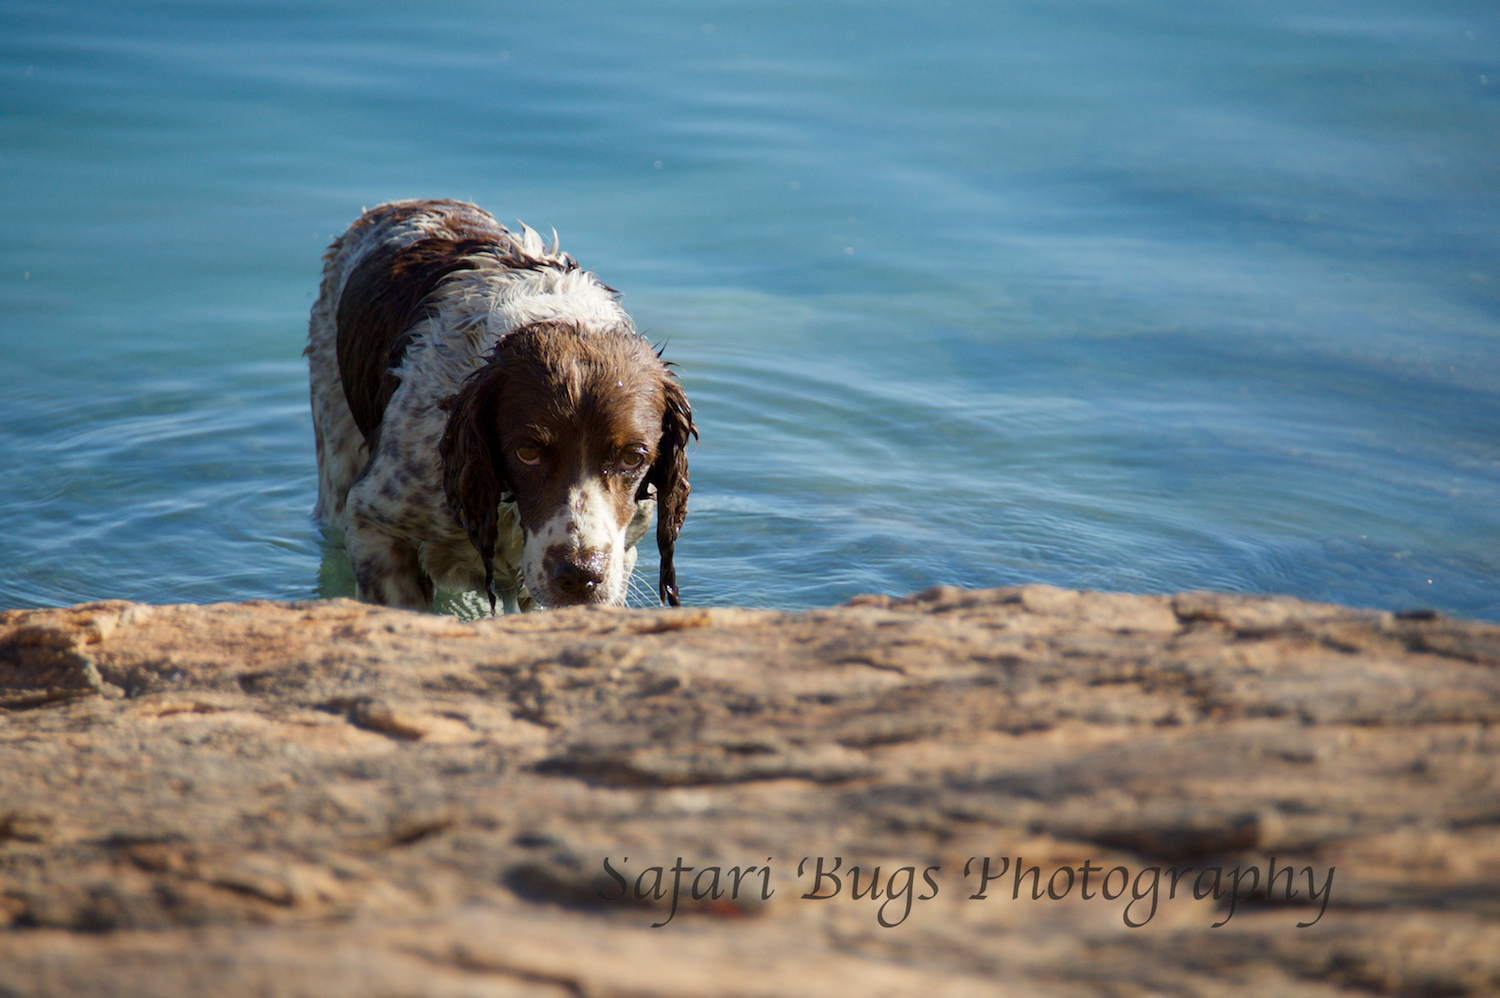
[[625, 570, 655, 609]]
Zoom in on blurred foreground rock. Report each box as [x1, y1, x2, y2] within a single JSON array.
[[1, 585, 1498, 997]]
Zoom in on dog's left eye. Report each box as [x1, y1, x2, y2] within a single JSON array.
[[617, 450, 646, 471]]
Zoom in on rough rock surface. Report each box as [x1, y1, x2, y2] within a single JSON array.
[[1, 585, 1497, 997]]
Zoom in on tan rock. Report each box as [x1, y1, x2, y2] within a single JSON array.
[[1, 588, 1497, 996]]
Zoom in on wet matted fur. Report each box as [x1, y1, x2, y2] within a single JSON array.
[[307, 199, 695, 613]]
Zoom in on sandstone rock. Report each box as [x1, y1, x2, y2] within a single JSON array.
[[0, 586, 1497, 996]]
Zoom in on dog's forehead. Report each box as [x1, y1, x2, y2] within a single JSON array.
[[506, 394, 662, 452], [498, 335, 667, 442]]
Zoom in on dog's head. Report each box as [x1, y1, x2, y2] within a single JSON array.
[[439, 321, 695, 611]]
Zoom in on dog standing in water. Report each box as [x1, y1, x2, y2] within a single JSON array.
[[307, 199, 695, 613]]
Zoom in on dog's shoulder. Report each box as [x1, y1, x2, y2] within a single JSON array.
[[333, 201, 510, 439]]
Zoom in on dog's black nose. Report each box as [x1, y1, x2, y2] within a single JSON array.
[[552, 559, 605, 599]]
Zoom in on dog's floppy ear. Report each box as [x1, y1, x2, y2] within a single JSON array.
[[644, 373, 697, 606], [439, 360, 512, 614]]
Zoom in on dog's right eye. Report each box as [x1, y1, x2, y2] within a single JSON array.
[[515, 446, 542, 466]]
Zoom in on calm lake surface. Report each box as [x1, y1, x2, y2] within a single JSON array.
[[2, 0, 1497, 619]]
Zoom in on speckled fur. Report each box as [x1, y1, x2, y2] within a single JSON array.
[[306, 199, 667, 612]]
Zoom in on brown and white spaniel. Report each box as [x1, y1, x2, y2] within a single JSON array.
[[306, 199, 695, 613]]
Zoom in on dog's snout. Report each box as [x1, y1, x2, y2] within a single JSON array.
[[526, 500, 628, 608], [551, 554, 607, 599]]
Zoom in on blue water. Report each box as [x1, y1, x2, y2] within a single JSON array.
[[2, 0, 1497, 619]]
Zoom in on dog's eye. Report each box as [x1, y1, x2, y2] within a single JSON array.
[[617, 450, 646, 471], [515, 446, 542, 466]]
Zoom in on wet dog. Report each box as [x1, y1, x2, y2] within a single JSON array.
[[307, 199, 694, 612]]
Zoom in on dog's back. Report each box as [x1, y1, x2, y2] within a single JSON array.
[[307, 199, 566, 525]]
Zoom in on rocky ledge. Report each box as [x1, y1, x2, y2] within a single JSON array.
[[1, 586, 1497, 997]]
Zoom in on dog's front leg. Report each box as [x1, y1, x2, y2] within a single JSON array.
[[346, 522, 434, 610]]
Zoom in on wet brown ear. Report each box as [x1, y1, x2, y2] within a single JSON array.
[[644, 374, 697, 606], [439, 361, 512, 614]]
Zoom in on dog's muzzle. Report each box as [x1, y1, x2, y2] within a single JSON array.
[[547, 547, 610, 602]]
